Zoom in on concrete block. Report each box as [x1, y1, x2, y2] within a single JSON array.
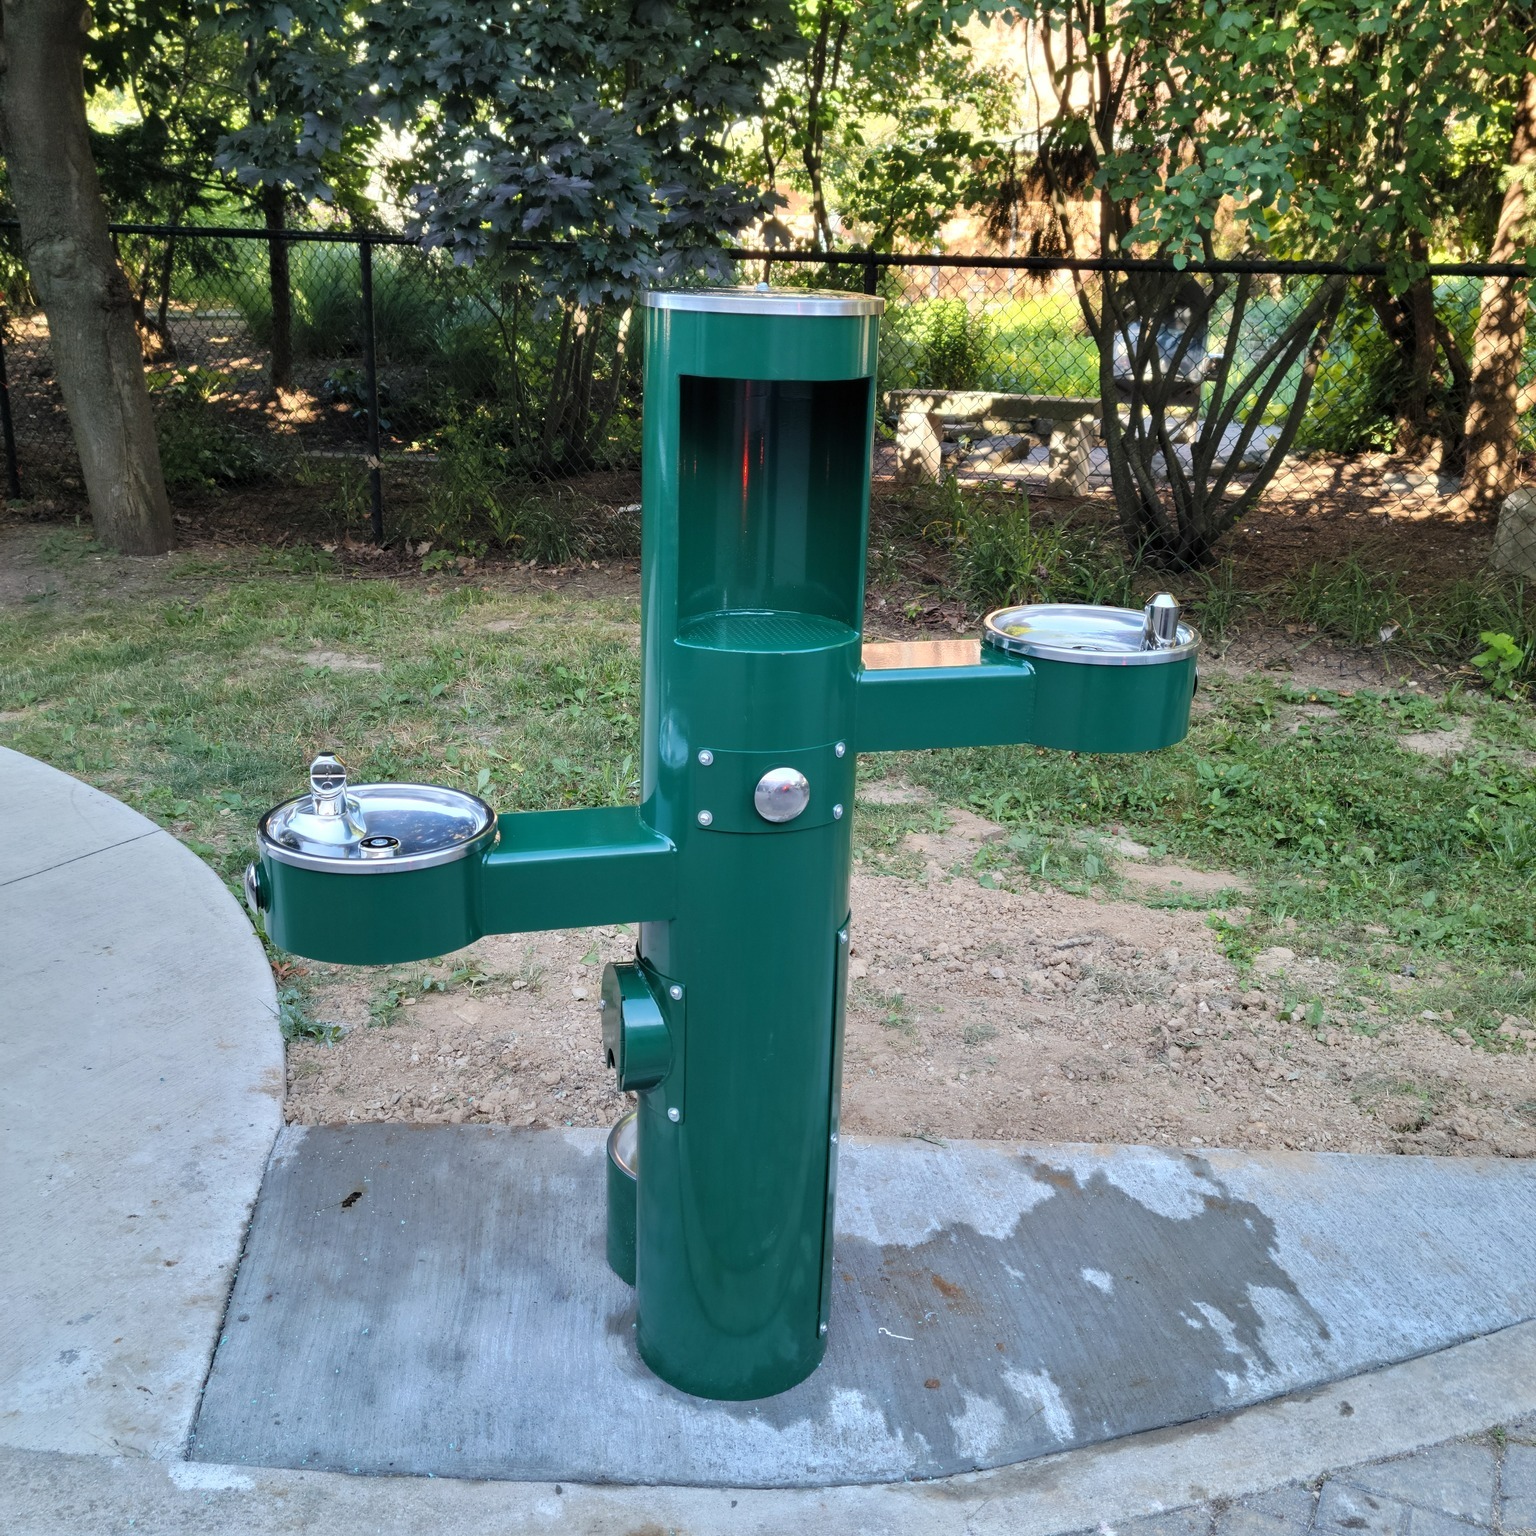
[[1348, 1442, 1497, 1526], [1213, 1505, 1305, 1536], [1234, 1483, 1317, 1527], [1501, 1442, 1536, 1533], [1492, 487, 1536, 579], [1401, 1512, 1485, 1536], [896, 408, 945, 483], [1316, 1479, 1409, 1536], [1047, 420, 1093, 496]]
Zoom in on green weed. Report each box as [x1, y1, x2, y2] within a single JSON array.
[[277, 982, 339, 1043], [1471, 632, 1529, 698], [863, 986, 918, 1042]]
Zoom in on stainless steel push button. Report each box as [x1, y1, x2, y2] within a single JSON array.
[[753, 767, 811, 823]]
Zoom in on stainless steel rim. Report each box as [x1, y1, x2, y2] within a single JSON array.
[[256, 787, 498, 874], [641, 288, 884, 317], [608, 1112, 638, 1177], [982, 605, 1202, 666]]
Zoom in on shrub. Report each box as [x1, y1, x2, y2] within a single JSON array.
[[926, 483, 1132, 611], [148, 367, 267, 488]]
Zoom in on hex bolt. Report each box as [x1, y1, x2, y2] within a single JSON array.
[[834, 741, 846, 758], [667, 1107, 681, 1123], [668, 984, 683, 1001], [838, 929, 849, 945], [832, 804, 844, 819], [830, 1132, 839, 1144], [697, 809, 713, 827], [697, 749, 714, 766], [819, 1323, 829, 1336]]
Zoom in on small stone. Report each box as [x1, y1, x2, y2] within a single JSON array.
[[988, 966, 1006, 981], [849, 958, 869, 980], [572, 985, 591, 1001], [540, 1070, 561, 1087]]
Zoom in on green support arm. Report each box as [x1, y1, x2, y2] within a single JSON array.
[[477, 807, 678, 933], [854, 639, 1036, 753]]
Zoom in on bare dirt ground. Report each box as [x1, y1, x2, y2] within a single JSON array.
[[289, 802, 1536, 1159], [4, 518, 1531, 1158]]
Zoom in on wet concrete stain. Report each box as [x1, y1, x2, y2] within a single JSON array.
[[715, 1154, 1330, 1476], [190, 1126, 1524, 1488]]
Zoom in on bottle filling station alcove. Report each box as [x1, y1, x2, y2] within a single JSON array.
[[246, 288, 1199, 1402]]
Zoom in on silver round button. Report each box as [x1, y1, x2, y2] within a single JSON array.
[[754, 767, 811, 823]]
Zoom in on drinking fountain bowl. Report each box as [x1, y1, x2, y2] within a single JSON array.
[[982, 595, 1201, 753], [245, 755, 497, 964]]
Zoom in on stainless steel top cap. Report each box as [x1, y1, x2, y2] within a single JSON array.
[[641, 287, 884, 317]]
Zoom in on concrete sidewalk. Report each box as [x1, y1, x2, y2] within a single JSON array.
[[5, 1326, 1536, 1534], [0, 747, 283, 1460]]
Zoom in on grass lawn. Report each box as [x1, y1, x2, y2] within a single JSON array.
[[3, 525, 1535, 1051]]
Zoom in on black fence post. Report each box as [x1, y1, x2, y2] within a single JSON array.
[[358, 238, 385, 545], [862, 255, 879, 295], [0, 315, 21, 500]]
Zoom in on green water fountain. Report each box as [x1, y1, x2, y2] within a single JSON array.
[[245, 287, 1199, 1402]]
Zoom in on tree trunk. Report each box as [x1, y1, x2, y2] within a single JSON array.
[[1463, 53, 1536, 517], [263, 182, 293, 392], [0, 0, 171, 554]]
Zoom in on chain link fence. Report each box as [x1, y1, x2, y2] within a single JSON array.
[[1, 223, 1534, 575]]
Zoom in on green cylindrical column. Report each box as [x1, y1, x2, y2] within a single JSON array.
[[629, 290, 881, 1399]]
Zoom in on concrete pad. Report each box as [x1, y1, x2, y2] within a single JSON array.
[[0, 748, 284, 1459], [192, 1126, 1536, 1485], [9, 1322, 1536, 1535]]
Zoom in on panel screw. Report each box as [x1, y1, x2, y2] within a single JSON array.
[[832, 804, 844, 819], [819, 1323, 829, 1336], [667, 1107, 681, 1123], [668, 984, 683, 1001], [834, 741, 846, 758], [837, 929, 849, 945], [697, 809, 713, 826], [830, 1132, 839, 1144], [697, 749, 714, 766]]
